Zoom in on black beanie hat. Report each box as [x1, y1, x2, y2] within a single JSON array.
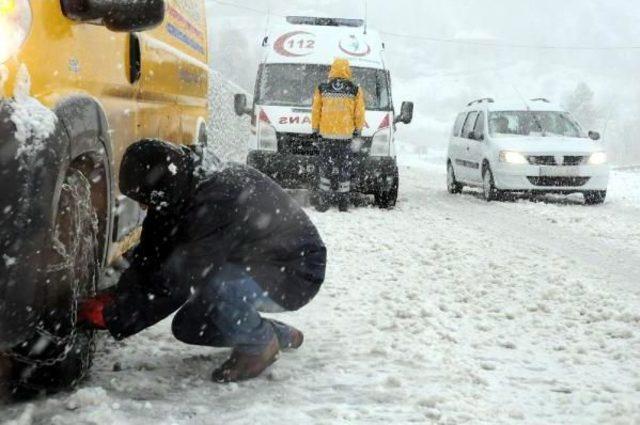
[[119, 140, 194, 210]]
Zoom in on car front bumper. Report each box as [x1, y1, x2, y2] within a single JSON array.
[[247, 150, 398, 193], [493, 163, 610, 192]]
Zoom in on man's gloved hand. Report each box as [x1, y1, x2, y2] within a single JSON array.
[[78, 293, 115, 330], [353, 130, 361, 139]]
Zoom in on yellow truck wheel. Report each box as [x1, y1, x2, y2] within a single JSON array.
[[7, 169, 99, 398]]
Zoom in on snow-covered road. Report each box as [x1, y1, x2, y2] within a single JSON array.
[[4, 156, 640, 425]]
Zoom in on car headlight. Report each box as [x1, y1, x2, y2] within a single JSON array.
[[257, 109, 277, 152], [370, 129, 391, 157], [588, 152, 607, 165], [0, 0, 32, 64], [499, 151, 528, 165]]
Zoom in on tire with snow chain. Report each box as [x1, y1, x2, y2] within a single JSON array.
[[6, 169, 99, 399], [374, 171, 399, 209]]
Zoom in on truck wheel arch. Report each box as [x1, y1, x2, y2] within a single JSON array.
[[54, 96, 114, 270]]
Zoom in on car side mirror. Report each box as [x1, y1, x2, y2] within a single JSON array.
[[468, 131, 485, 141], [234, 94, 252, 117], [588, 131, 601, 141], [394, 101, 414, 125], [61, 0, 165, 32]]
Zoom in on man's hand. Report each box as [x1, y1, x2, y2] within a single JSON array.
[[353, 130, 362, 139], [78, 293, 115, 330]]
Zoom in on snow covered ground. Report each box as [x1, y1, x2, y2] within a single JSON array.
[[3, 154, 639, 425]]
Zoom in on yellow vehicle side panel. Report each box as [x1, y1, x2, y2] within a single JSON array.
[[1, 0, 210, 258]]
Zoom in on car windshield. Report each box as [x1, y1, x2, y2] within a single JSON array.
[[257, 64, 392, 110], [489, 111, 584, 138]]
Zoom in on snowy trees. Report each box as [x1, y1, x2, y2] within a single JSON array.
[[563, 82, 599, 131]]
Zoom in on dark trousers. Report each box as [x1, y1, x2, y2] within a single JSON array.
[[316, 139, 354, 199]]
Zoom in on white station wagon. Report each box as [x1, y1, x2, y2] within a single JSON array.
[[446, 98, 610, 204]]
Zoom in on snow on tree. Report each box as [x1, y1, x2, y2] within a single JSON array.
[[563, 82, 599, 131]]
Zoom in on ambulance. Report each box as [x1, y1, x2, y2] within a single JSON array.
[[234, 16, 413, 208], [0, 0, 209, 395]]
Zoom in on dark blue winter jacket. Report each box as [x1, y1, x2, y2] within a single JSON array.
[[103, 163, 326, 340]]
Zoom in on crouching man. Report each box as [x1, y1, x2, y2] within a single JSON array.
[[79, 140, 326, 383]]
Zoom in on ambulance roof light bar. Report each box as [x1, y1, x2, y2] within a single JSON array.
[[286, 16, 365, 28]]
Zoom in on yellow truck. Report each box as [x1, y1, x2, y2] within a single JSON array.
[[0, 0, 209, 395]]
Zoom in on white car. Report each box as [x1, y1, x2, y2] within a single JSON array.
[[446, 98, 610, 204]]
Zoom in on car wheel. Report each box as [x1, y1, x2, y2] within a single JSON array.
[[584, 190, 607, 205], [374, 172, 399, 209], [482, 166, 503, 202], [7, 169, 99, 398], [447, 162, 463, 194]]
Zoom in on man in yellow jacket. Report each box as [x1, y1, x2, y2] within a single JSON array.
[[312, 58, 366, 212]]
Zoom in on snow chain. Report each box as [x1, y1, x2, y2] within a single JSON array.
[[5, 173, 99, 378]]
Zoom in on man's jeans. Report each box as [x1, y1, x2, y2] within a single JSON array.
[[171, 264, 296, 354]]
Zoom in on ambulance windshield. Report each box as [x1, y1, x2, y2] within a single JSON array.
[[257, 64, 392, 110]]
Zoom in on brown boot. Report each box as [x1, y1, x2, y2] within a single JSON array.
[[288, 328, 304, 350], [212, 336, 280, 383], [268, 320, 304, 350]]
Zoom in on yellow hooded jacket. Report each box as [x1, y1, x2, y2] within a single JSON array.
[[312, 59, 366, 140]]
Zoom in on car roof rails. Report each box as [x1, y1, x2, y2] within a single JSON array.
[[530, 97, 551, 103], [467, 98, 495, 107]]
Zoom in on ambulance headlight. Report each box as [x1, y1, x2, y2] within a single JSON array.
[[258, 122, 278, 152], [370, 129, 392, 157], [0, 0, 32, 64]]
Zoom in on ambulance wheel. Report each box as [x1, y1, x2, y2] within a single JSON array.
[[6, 169, 99, 399], [374, 173, 399, 209], [584, 191, 607, 205]]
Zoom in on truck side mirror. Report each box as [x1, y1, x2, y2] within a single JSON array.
[[234, 94, 252, 117], [588, 131, 601, 141], [61, 0, 166, 32], [395, 101, 414, 125]]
